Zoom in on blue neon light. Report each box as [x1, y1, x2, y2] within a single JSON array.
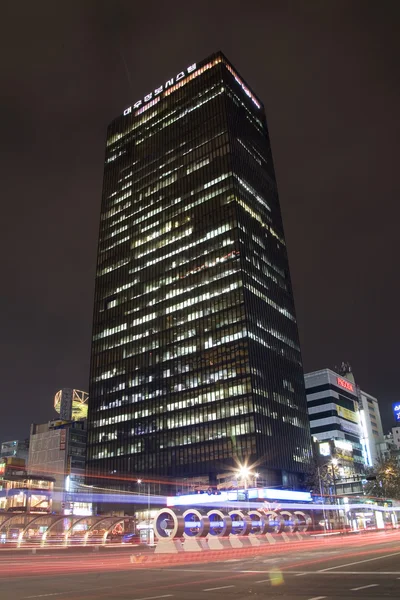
[[393, 402, 400, 422]]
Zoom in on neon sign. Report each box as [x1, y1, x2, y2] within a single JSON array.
[[319, 442, 331, 457], [225, 64, 261, 109], [337, 377, 354, 392], [123, 63, 197, 116], [122, 59, 262, 118], [393, 402, 400, 421]]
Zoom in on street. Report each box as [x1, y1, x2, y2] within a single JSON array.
[[0, 531, 399, 600]]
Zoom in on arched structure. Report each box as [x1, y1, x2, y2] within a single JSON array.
[[151, 507, 314, 539], [182, 509, 210, 538], [83, 516, 129, 545], [0, 514, 136, 546], [154, 508, 185, 540]]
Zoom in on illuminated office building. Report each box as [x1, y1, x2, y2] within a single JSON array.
[[305, 368, 364, 472], [87, 52, 312, 488]]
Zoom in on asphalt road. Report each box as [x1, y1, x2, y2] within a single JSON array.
[[1, 531, 400, 600]]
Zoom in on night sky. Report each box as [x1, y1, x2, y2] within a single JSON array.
[[1, 1, 399, 442]]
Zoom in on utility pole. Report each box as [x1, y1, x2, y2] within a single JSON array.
[[317, 466, 327, 533], [331, 460, 338, 501]]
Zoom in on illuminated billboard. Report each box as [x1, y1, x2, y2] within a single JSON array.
[[334, 438, 354, 462], [319, 442, 331, 457], [166, 488, 312, 506], [336, 405, 359, 424], [393, 402, 400, 422]]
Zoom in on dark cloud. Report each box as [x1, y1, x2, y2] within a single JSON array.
[[1, 0, 399, 440]]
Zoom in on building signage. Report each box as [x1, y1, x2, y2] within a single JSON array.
[[319, 442, 331, 457], [340, 420, 361, 436], [334, 439, 354, 462], [334, 439, 353, 452], [59, 387, 73, 421], [393, 402, 400, 422], [123, 63, 197, 116], [337, 377, 354, 392], [59, 429, 66, 451], [336, 405, 359, 424]]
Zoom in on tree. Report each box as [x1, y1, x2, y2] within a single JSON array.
[[304, 457, 341, 498], [364, 457, 400, 500]]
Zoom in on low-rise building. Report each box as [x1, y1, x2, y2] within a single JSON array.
[[358, 390, 384, 467], [392, 426, 400, 449], [0, 456, 54, 513], [28, 419, 90, 515], [377, 432, 400, 465], [0, 439, 29, 462], [305, 368, 364, 474]]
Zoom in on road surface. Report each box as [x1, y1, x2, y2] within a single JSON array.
[[0, 530, 399, 599]]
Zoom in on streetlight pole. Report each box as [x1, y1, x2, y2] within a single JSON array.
[[238, 466, 251, 491], [237, 466, 251, 511], [147, 482, 150, 525], [331, 459, 338, 501], [331, 458, 342, 531], [138, 479, 151, 543], [317, 466, 327, 533]]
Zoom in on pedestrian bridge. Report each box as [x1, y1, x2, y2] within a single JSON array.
[[0, 513, 136, 546]]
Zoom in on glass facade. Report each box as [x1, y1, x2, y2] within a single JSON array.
[[87, 52, 312, 488]]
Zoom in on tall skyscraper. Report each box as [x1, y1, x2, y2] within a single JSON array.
[[87, 52, 312, 489]]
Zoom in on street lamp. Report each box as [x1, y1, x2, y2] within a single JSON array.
[[238, 466, 251, 490], [254, 472, 260, 488], [331, 458, 338, 500], [137, 479, 151, 541], [331, 458, 343, 531], [316, 465, 328, 533]]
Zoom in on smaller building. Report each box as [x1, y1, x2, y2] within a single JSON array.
[[305, 368, 365, 497], [1, 439, 29, 462], [358, 390, 384, 467], [377, 432, 400, 465], [28, 419, 90, 515], [392, 426, 400, 449], [0, 457, 54, 513], [305, 369, 364, 473]]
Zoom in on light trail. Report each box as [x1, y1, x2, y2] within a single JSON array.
[[0, 530, 399, 578]]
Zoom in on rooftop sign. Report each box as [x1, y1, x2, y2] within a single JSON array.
[[123, 63, 197, 116], [122, 59, 261, 118], [337, 377, 354, 392]]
